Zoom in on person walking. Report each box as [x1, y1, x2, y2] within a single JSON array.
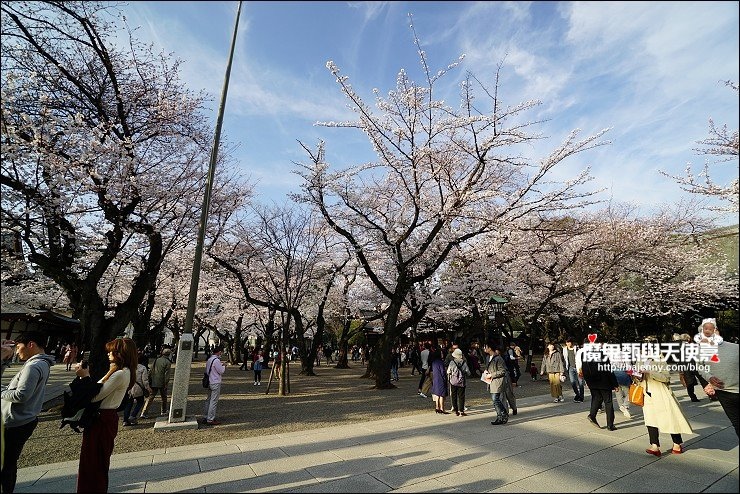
[[699, 341, 738, 437], [141, 347, 172, 419], [76, 337, 137, 493], [417, 342, 431, 397], [447, 348, 470, 416], [674, 334, 701, 402], [64, 342, 78, 371], [563, 337, 584, 402], [638, 355, 693, 456], [505, 341, 522, 387], [482, 341, 509, 425], [1, 332, 54, 494], [540, 342, 566, 402], [495, 347, 518, 416], [123, 359, 151, 426], [612, 365, 633, 419], [202, 345, 226, 425], [581, 346, 619, 431]]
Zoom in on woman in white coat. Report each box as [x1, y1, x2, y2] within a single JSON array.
[[639, 355, 693, 457]]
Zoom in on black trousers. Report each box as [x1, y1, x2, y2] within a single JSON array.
[[1, 418, 38, 494], [647, 425, 682, 447], [589, 388, 615, 427], [451, 385, 466, 412], [715, 390, 739, 437]]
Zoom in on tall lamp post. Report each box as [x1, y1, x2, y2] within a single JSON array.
[[156, 1, 243, 430], [487, 296, 507, 346]]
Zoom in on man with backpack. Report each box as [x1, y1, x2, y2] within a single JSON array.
[[1, 331, 54, 494]]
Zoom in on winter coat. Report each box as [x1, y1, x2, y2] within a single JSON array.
[[581, 354, 618, 390], [541, 350, 566, 374], [639, 358, 693, 434], [484, 354, 508, 394], [149, 356, 172, 388], [430, 359, 448, 397], [128, 364, 151, 399]]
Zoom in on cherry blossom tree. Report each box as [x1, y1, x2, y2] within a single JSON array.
[[662, 81, 739, 213], [0, 2, 224, 376], [295, 24, 608, 388]]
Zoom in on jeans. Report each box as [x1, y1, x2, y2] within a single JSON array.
[[568, 367, 584, 400], [418, 369, 428, 391], [204, 382, 222, 421], [1, 419, 38, 494], [613, 384, 630, 411], [491, 393, 507, 419], [391, 363, 399, 381], [123, 395, 145, 422]]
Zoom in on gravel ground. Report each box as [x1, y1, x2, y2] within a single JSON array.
[[18, 360, 552, 468]]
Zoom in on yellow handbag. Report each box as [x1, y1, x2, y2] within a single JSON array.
[[629, 382, 644, 407]]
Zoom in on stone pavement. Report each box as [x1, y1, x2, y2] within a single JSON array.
[[15, 385, 738, 493]]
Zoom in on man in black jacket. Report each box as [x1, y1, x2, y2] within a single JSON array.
[[580, 341, 619, 431]]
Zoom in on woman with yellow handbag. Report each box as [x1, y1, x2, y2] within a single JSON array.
[[637, 354, 693, 457]]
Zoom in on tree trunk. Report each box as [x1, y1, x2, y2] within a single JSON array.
[[370, 295, 404, 389]]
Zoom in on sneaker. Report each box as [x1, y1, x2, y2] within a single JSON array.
[[619, 406, 631, 419], [553, 398, 560, 403], [464, 406, 469, 411], [257, 382, 261, 386], [253, 382, 257, 386], [419, 392, 428, 398], [140, 414, 149, 419], [559, 396, 564, 402]]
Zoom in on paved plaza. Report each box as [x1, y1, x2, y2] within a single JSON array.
[[13, 381, 738, 493]]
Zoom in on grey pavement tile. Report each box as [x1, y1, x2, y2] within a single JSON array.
[[15, 476, 77, 493], [703, 468, 739, 493], [279, 437, 363, 456], [332, 439, 415, 460], [390, 478, 465, 492], [113, 448, 168, 460], [153, 444, 242, 465], [570, 448, 659, 476], [305, 454, 393, 481], [508, 444, 586, 470], [199, 449, 287, 472], [385, 442, 468, 468], [165, 439, 228, 454], [112, 481, 146, 493], [110, 454, 155, 468], [646, 453, 737, 485], [144, 464, 256, 492], [369, 458, 462, 489], [249, 451, 344, 476], [109, 459, 201, 486], [288, 473, 392, 493], [593, 470, 705, 493], [203, 468, 320, 493], [18, 466, 77, 487], [505, 462, 621, 492], [436, 458, 544, 492]]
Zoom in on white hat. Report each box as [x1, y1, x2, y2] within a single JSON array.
[[452, 348, 463, 360]]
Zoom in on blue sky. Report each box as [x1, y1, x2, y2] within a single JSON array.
[[121, 1, 739, 224]]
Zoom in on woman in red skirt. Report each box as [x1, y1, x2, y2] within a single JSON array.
[[75, 338, 137, 493]]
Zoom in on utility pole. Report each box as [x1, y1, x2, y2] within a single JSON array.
[[156, 1, 243, 430]]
